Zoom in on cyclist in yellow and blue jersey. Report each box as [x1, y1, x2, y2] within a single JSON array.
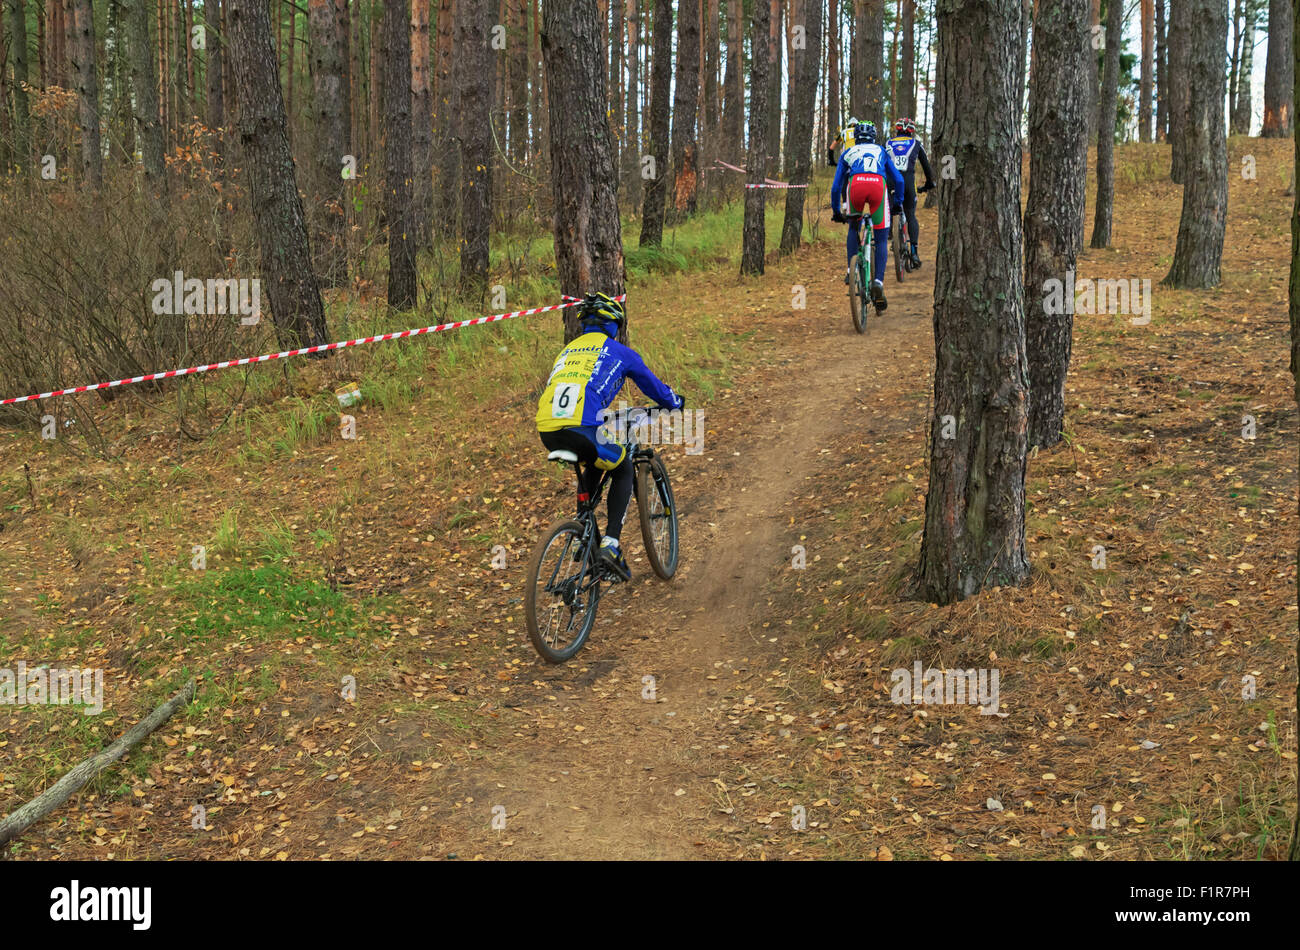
[[536, 293, 684, 580]]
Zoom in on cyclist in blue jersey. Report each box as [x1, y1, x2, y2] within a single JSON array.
[[536, 293, 685, 581], [885, 118, 935, 269], [830, 120, 905, 312]]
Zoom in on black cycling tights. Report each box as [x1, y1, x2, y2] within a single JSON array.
[[540, 429, 633, 543], [903, 186, 919, 246]]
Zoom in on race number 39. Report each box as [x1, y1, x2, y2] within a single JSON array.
[[552, 384, 579, 419]]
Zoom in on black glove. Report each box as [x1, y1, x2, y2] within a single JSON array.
[[831, 210, 846, 224], [675, 394, 687, 411], [920, 182, 935, 193], [891, 203, 903, 216]]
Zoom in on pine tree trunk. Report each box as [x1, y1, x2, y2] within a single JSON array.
[[1163, 0, 1227, 288], [610, 0, 624, 179], [638, 0, 671, 246], [741, 0, 772, 274], [541, 0, 626, 341], [410, 0, 433, 248], [457, 0, 492, 291], [1230, 8, 1254, 134], [767, 0, 783, 171], [434, 0, 458, 235], [918, 0, 1031, 605], [70, 0, 102, 191], [309, 0, 350, 286], [337, 0, 352, 153], [1155, 0, 1166, 139], [1025, 0, 1088, 449], [508, 0, 527, 164], [780, 0, 820, 253], [723, 0, 744, 160], [6, 0, 30, 166], [207, 0, 225, 136], [1089, 0, 1120, 247], [1085, 0, 1099, 141], [1261, 0, 1293, 136], [701, 0, 720, 197], [382, 0, 417, 306], [227, 0, 331, 348], [623, 0, 642, 209], [827, 0, 839, 135], [1168, 0, 1188, 181], [861, 0, 884, 129], [668, 0, 701, 222], [128, 0, 168, 202], [1140, 0, 1154, 141], [901, 0, 915, 118]]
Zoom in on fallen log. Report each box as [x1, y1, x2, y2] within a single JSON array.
[[0, 679, 197, 848]]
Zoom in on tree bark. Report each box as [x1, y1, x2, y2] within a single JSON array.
[[723, 0, 745, 160], [1168, 0, 1189, 181], [900, 0, 916, 118], [668, 0, 701, 221], [1261, 0, 1293, 136], [701, 0, 720, 191], [624, 0, 642, 209], [1085, 0, 1100, 141], [69, 0, 101, 190], [1155, 0, 1167, 139], [638, 0, 672, 246], [457, 0, 492, 290], [227, 0, 330, 348], [6, 0, 30, 167], [434, 0, 458, 235], [1025, 0, 1088, 448], [1230, 3, 1255, 134], [542, 0, 626, 341], [410, 0, 433, 248], [510, 0, 529, 163], [918, 0, 1031, 604], [1140, 0, 1154, 141], [128, 0, 168, 204], [780, 0, 820, 252], [309, 0, 350, 286], [1163, 0, 1227, 288], [383, 0, 417, 307], [1089, 0, 1121, 247], [741, 0, 772, 274]]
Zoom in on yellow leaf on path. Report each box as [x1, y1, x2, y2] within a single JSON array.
[[875, 846, 894, 861]]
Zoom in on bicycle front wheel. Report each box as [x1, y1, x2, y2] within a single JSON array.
[[525, 519, 601, 663], [635, 455, 680, 579]]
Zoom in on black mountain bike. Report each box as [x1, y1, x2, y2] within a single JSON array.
[[892, 211, 912, 282], [525, 409, 679, 663]]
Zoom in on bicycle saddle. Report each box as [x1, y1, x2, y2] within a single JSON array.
[[547, 449, 580, 463]]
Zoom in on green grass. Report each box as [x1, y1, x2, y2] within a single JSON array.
[[157, 561, 366, 645]]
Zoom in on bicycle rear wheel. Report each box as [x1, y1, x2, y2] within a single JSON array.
[[525, 518, 601, 663], [892, 217, 906, 282], [635, 454, 679, 579], [850, 255, 867, 334]]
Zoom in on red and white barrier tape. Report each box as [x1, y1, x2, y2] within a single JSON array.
[[744, 182, 809, 189], [0, 294, 623, 406]]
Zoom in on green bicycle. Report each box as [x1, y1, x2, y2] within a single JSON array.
[[848, 215, 875, 334]]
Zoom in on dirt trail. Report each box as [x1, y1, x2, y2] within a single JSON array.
[[442, 234, 937, 859]]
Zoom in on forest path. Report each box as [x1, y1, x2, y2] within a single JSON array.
[[437, 224, 938, 858]]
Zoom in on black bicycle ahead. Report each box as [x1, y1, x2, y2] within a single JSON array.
[[525, 409, 679, 663]]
